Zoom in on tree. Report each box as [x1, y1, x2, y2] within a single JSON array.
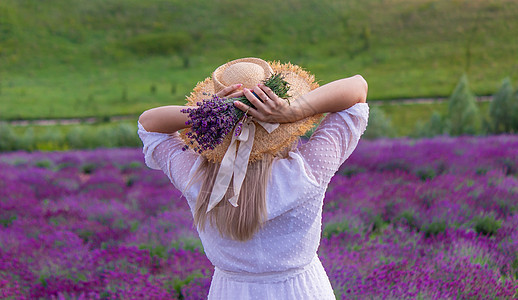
[[488, 78, 514, 133], [363, 106, 396, 139], [448, 75, 480, 135], [413, 112, 447, 138], [0, 123, 16, 151], [512, 90, 518, 132]]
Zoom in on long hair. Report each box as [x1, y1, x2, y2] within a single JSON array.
[[189, 142, 296, 242]]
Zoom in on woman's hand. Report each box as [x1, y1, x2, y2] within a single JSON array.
[[233, 75, 367, 124], [216, 83, 244, 99], [234, 75, 368, 124], [234, 84, 299, 123]]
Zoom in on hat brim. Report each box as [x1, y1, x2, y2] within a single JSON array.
[[179, 60, 323, 163]]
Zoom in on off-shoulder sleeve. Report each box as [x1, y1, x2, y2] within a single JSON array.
[[137, 122, 199, 192], [297, 103, 369, 186]]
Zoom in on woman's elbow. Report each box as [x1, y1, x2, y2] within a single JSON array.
[[354, 75, 368, 103], [138, 110, 151, 129]]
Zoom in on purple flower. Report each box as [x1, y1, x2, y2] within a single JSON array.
[[1, 135, 518, 298], [181, 95, 241, 153]]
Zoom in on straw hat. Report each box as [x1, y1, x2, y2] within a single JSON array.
[[179, 57, 323, 163]]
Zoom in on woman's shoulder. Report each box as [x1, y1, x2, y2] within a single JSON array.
[[272, 149, 320, 187], [266, 149, 326, 219]]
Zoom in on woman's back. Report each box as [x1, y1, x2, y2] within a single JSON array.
[[138, 102, 368, 298]]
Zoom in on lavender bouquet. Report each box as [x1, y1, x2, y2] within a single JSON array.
[[181, 73, 290, 153]]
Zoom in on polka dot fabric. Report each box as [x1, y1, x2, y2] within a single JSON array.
[[138, 103, 369, 299], [298, 103, 369, 186]]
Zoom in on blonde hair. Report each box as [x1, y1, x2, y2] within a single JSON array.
[[189, 141, 296, 242]]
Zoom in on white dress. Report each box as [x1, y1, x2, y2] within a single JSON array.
[[138, 103, 369, 299]]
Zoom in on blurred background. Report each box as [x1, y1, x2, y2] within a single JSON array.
[[2, 2, 518, 298], [1, 0, 517, 151]]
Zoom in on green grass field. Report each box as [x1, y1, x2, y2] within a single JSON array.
[[1, 0, 517, 121], [376, 101, 490, 136], [6, 101, 490, 149]]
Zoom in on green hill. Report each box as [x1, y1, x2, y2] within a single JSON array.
[[1, 0, 517, 120]]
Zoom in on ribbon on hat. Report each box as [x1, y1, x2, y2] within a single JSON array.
[[206, 117, 279, 212]]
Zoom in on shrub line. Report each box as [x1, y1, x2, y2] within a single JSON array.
[[3, 97, 493, 126], [6, 115, 139, 127]]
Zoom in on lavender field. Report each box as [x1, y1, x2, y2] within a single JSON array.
[[1, 135, 518, 299]]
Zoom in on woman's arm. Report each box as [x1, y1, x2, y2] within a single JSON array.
[[138, 105, 190, 133], [139, 84, 244, 133], [139, 75, 368, 133], [235, 75, 368, 123]]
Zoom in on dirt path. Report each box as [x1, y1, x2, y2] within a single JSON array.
[[5, 96, 493, 126], [7, 115, 138, 127], [370, 95, 492, 105]]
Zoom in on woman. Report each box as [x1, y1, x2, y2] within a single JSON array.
[[138, 58, 368, 299]]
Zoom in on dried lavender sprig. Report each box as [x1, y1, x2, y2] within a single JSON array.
[[181, 73, 291, 153], [181, 95, 240, 153]]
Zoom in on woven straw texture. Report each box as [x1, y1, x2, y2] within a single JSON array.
[[179, 58, 323, 163], [213, 58, 272, 92]]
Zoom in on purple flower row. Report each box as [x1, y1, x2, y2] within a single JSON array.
[[0, 135, 517, 298]]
